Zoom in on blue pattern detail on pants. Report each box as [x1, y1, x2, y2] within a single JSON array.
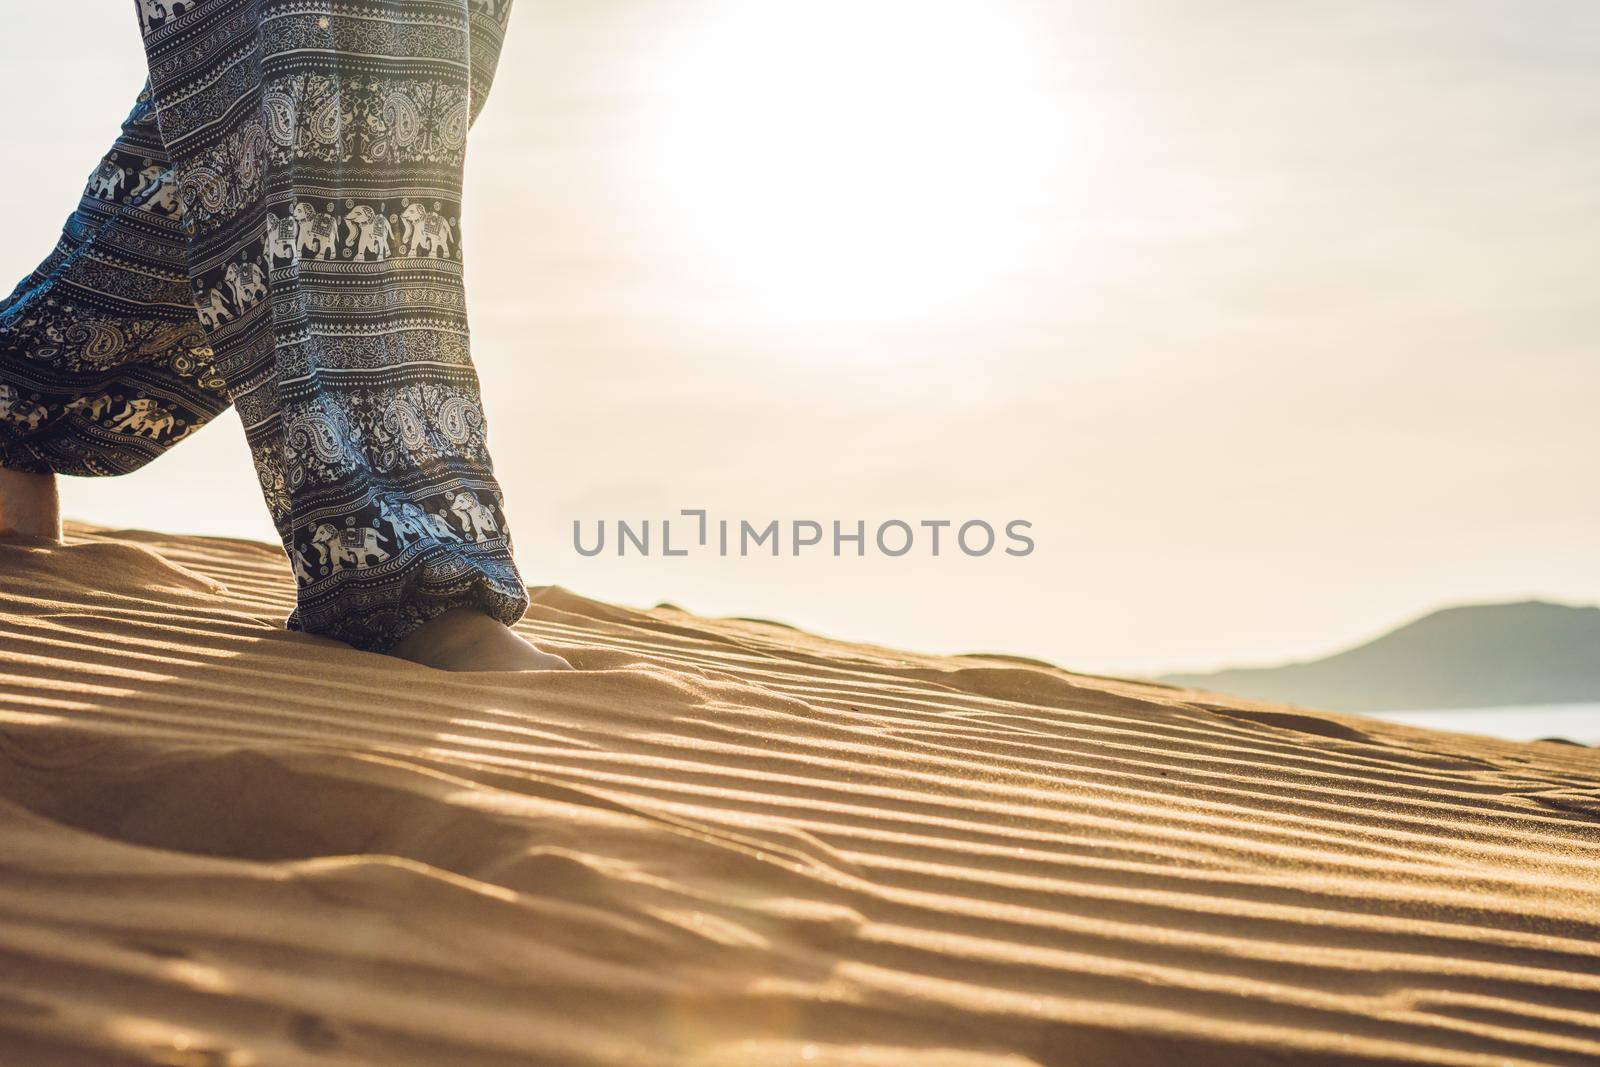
[[0, 0, 528, 652]]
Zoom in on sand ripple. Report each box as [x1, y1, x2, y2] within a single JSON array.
[[0, 526, 1597, 1066]]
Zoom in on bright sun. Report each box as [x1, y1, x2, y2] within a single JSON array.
[[632, 1, 1076, 336]]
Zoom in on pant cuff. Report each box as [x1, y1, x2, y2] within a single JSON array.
[[287, 537, 530, 654]]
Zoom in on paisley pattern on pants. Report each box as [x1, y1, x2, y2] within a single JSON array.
[[0, 0, 527, 652]]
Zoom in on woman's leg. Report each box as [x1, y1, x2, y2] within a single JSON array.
[[0, 86, 231, 532], [136, 0, 554, 660], [0, 469, 59, 539]]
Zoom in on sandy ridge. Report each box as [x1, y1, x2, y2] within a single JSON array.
[[0, 525, 1596, 1065]]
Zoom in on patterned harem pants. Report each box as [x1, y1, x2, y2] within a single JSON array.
[[0, 0, 529, 652]]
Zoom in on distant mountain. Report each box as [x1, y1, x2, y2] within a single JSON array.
[[1160, 601, 1600, 712]]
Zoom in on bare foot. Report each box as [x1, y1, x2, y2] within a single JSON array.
[[387, 607, 574, 671], [0, 469, 61, 541]]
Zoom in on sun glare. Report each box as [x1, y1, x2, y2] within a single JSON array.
[[632, 1, 1075, 337]]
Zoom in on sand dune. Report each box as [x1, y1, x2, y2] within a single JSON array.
[[0, 526, 1598, 1066]]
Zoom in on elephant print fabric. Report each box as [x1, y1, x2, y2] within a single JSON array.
[[0, 0, 527, 653]]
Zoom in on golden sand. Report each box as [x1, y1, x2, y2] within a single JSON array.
[[0, 525, 1597, 1066]]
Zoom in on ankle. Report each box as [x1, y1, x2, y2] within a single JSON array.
[[0, 468, 62, 540], [390, 607, 502, 657]]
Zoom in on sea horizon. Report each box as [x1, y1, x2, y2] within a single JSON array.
[[1365, 701, 1600, 746]]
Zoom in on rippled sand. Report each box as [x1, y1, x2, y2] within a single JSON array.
[[1, 524, 1597, 1066]]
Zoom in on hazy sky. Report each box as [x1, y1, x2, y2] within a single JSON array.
[[5, 1, 1598, 673]]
